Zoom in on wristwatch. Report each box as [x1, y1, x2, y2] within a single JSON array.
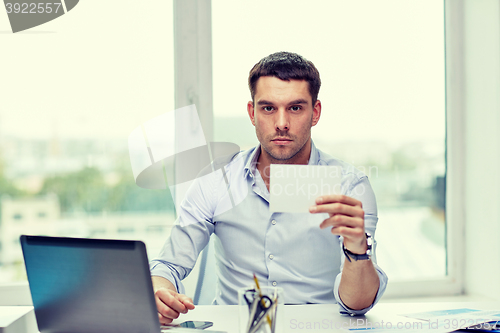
[[342, 232, 372, 262]]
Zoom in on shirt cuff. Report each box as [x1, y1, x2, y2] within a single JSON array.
[[150, 260, 186, 295], [334, 262, 388, 316]]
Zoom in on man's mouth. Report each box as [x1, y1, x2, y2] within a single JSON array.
[[272, 138, 293, 145]]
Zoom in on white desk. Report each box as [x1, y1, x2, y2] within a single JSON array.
[[0, 306, 37, 333], [3, 302, 500, 333], [171, 302, 500, 333]]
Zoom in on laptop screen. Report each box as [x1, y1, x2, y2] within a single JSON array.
[[20, 235, 161, 333]]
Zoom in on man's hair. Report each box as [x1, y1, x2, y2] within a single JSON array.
[[248, 51, 321, 104]]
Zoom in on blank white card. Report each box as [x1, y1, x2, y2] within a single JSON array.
[[269, 165, 342, 213]]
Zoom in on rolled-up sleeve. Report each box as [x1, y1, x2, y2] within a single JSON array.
[[150, 258, 190, 295], [334, 260, 388, 316]]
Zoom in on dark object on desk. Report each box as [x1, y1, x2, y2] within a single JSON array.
[[457, 321, 500, 332], [161, 328, 225, 333], [179, 321, 213, 329], [243, 279, 278, 333], [455, 328, 500, 333], [20, 235, 161, 333]]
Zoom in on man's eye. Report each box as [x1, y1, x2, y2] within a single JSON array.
[[290, 106, 301, 111], [263, 106, 274, 112]]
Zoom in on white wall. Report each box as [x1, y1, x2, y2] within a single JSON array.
[[462, 0, 500, 299]]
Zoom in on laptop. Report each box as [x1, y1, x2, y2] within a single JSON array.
[[20, 235, 192, 333]]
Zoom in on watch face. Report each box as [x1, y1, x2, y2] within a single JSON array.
[[365, 233, 372, 257], [366, 233, 373, 249]]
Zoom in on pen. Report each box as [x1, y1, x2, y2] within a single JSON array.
[[247, 296, 259, 333], [253, 273, 273, 330]]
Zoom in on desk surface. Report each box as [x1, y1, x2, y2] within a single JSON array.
[[3, 302, 500, 333], [171, 302, 500, 333]]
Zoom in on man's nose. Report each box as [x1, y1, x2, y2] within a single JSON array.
[[275, 109, 289, 131]]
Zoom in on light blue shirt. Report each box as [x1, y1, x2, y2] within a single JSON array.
[[150, 141, 387, 315]]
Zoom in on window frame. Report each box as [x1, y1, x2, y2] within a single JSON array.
[[0, 0, 465, 304], [383, 0, 465, 298]]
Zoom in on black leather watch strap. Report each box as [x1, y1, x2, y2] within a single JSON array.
[[342, 232, 373, 262]]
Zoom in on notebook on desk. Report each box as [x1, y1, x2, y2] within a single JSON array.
[[20, 235, 218, 333]]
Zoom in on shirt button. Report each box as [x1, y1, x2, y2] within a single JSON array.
[[271, 220, 277, 225], [272, 281, 277, 286], [269, 254, 274, 260]]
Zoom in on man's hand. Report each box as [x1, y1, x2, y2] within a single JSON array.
[[309, 194, 379, 310], [309, 194, 366, 254], [152, 276, 195, 324]]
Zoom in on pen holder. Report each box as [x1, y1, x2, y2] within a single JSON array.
[[238, 286, 284, 333]]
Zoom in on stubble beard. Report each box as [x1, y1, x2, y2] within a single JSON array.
[[256, 114, 314, 163], [260, 130, 311, 163]]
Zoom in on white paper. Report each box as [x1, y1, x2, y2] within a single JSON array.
[[269, 165, 342, 213], [399, 308, 500, 331], [345, 309, 500, 333]]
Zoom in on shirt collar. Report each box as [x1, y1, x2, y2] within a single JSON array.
[[244, 145, 261, 179], [244, 140, 319, 179], [308, 140, 320, 166]]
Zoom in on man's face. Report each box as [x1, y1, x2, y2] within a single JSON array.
[[247, 76, 321, 164]]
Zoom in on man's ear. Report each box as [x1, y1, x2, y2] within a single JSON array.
[[312, 100, 321, 126], [247, 101, 256, 126]]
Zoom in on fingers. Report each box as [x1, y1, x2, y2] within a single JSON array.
[[319, 214, 363, 230], [309, 195, 364, 231], [309, 195, 366, 252], [155, 292, 180, 324], [315, 194, 362, 208], [158, 312, 172, 325], [328, 224, 365, 239], [325, 216, 367, 254], [310, 202, 364, 218], [155, 289, 195, 324], [309, 195, 363, 217], [178, 294, 195, 310]]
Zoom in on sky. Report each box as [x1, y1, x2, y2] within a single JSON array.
[[1, 0, 445, 145]]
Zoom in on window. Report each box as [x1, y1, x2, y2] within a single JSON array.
[[212, 0, 449, 291], [0, 0, 465, 300], [0, 0, 175, 285]]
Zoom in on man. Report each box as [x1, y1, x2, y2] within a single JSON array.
[[150, 51, 387, 324]]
